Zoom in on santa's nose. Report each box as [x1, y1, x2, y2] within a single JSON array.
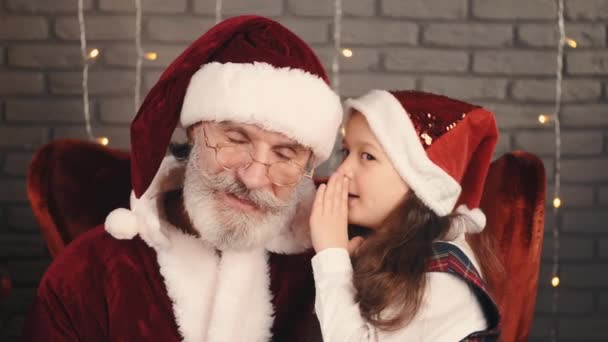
[[236, 161, 272, 191]]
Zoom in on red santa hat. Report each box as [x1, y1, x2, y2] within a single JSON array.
[[130, 15, 342, 198], [344, 90, 498, 236]]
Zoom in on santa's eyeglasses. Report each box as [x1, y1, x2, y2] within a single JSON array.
[[202, 124, 315, 187]]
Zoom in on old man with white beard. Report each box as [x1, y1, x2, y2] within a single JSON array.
[[22, 15, 342, 342]]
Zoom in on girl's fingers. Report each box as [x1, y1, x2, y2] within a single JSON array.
[[332, 173, 343, 212], [341, 176, 349, 213], [312, 184, 326, 215], [325, 173, 337, 213], [347, 236, 366, 256]]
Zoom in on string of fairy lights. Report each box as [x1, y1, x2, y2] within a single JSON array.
[[215, 0, 223, 23], [331, 0, 343, 95], [537, 0, 579, 340], [77, 0, 96, 143], [330, 0, 354, 171], [134, 0, 159, 115], [331, 0, 353, 96], [77, 0, 157, 146]]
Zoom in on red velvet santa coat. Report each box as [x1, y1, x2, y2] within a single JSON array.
[[22, 157, 321, 342]]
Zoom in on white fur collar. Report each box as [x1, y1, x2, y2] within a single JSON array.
[[156, 227, 273, 342]]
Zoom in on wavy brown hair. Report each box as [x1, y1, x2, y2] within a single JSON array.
[[351, 191, 504, 331], [351, 191, 452, 330]]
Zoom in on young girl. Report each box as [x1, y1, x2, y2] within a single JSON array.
[[310, 90, 501, 341]]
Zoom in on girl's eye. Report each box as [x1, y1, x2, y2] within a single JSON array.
[[362, 152, 376, 161]]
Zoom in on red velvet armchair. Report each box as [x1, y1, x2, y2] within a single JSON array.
[[26, 139, 131, 257]]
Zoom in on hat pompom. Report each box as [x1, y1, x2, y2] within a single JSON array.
[[456, 204, 486, 232], [443, 205, 486, 241], [105, 208, 139, 240]]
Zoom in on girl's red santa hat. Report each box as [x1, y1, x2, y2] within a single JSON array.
[[345, 90, 498, 238]]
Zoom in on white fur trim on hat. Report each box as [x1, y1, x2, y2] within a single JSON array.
[[180, 62, 343, 164], [344, 90, 461, 216]]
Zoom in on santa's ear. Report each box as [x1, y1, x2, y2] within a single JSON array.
[[289, 178, 317, 241], [185, 123, 198, 142]]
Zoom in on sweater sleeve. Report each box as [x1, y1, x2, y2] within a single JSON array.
[[312, 248, 487, 342], [312, 248, 377, 342]]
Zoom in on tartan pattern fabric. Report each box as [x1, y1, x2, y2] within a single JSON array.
[[428, 242, 501, 342]]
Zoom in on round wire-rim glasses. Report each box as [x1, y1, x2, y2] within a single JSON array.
[[202, 124, 315, 187]]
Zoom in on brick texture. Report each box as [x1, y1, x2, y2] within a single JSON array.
[[342, 20, 418, 45], [5, 100, 87, 123], [287, 0, 375, 17], [147, 17, 215, 42], [423, 24, 513, 47], [474, 51, 557, 75], [55, 16, 135, 41], [99, 0, 187, 13], [6, 0, 93, 12], [2, 153, 34, 177], [567, 51, 608, 75], [385, 49, 468, 72], [8, 45, 83, 69], [511, 79, 602, 103], [0, 17, 48, 40], [472, 0, 556, 20], [193, 0, 283, 16], [566, 0, 608, 20], [381, 0, 468, 19], [0, 72, 45, 95], [518, 23, 607, 48]]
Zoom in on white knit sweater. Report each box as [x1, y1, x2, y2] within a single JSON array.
[[312, 236, 487, 342]]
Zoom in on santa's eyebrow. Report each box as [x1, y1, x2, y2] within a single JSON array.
[[218, 123, 252, 139], [218, 121, 308, 152], [274, 143, 307, 152]]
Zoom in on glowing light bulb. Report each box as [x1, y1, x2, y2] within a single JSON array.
[[538, 114, 550, 124], [97, 137, 109, 146], [551, 276, 560, 287], [553, 197, 562, 208], [144, 52, 158, 61], [88, 48, 100, 59], [341, 48, 353, 58], [566, 38, 578, 48]]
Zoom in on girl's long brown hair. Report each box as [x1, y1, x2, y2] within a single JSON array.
[[351, 192, 503, 331]]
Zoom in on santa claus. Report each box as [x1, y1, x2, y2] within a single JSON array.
[[22, 15, 342, 342]]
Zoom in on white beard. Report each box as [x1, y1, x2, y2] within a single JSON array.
[[182, 145, 300, 251]]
